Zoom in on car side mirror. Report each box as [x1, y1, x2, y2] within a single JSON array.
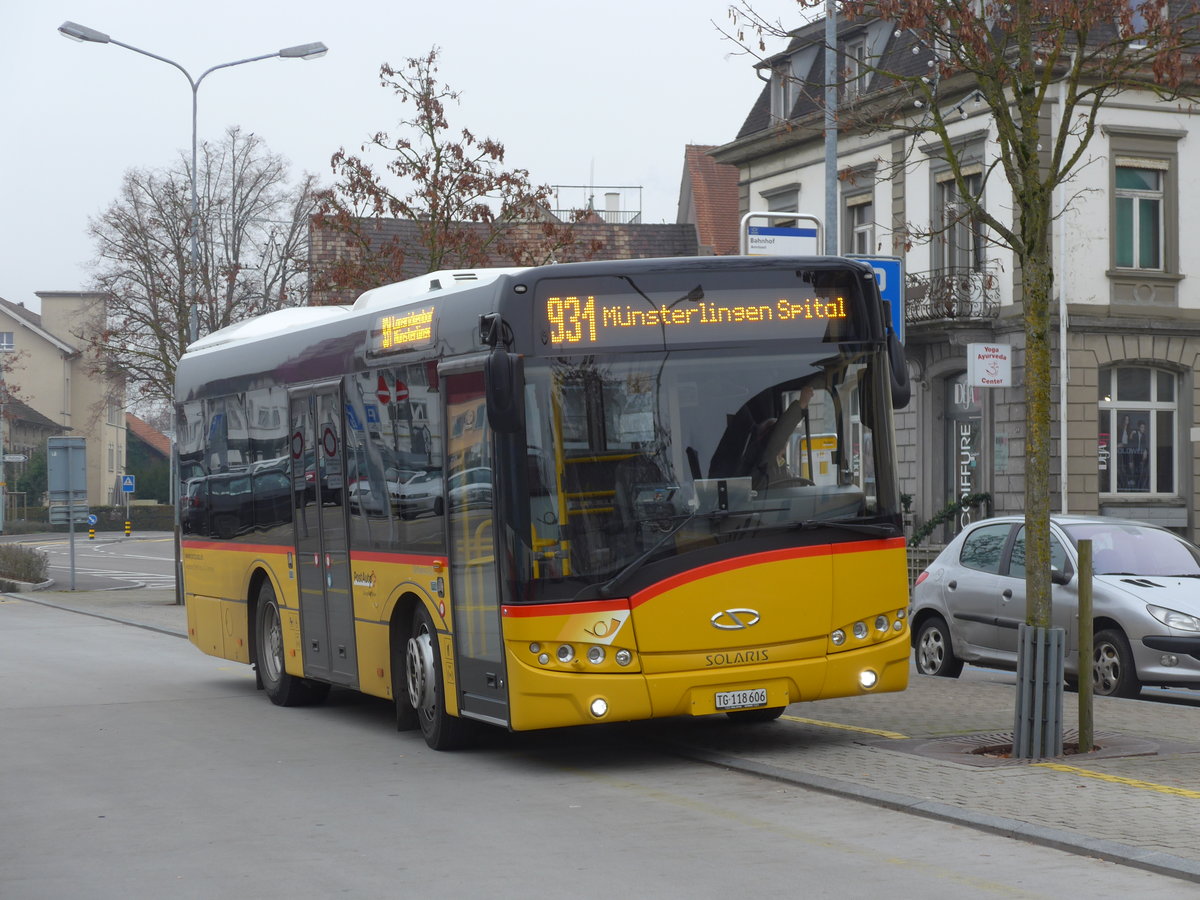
[[1051, 567, 1072, 586]]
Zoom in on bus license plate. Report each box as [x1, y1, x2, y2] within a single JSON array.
[[715, 688, 768, 711]]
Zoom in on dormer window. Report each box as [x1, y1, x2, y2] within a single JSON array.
[[843, 38, 868, 101], [770, 63, 797, 120]]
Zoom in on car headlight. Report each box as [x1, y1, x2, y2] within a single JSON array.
[[1147, 604, 1200, 632]]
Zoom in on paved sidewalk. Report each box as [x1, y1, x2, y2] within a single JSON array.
[[13, 587, 1200, 884]]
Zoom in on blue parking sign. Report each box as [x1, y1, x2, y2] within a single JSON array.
[[849, 255, 904, 342]]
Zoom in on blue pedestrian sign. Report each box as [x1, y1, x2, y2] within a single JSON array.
[[121, 474, 136, 493]]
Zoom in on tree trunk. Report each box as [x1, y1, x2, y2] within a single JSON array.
[[1022, 250, 1054, 627]]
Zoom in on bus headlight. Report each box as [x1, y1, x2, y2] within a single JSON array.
[[875, 615, 889, 632], [853, 621, 868, 640], [831, 629, 846, 646], [615, 649, 632, 666], [587, 646, 605, 665], [557, 644, 575, 664]]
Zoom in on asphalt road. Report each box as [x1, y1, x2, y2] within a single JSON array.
[[1, 596, 1193, 899], [3, 531, 176, 591]]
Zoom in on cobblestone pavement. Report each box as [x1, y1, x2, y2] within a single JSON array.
[[13, 588, 1200, 883]]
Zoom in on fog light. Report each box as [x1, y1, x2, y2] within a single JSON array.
[[1162, 654, 1180, 667], [896, 608, 907, 620], [529, 642, 540, 654], [859, 669, 878, 689], [615, 649, 632, 666], [538, 653, 550, 665], [853, 621, 868, 640], [893, 620, 904, 632], [831, 629, 846, 646], [590, 698, 608, 718], [875, 615, 889, 632], [587, 646, 605, 664]]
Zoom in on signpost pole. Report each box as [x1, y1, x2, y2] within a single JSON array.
[[67, 443, 77, 591]]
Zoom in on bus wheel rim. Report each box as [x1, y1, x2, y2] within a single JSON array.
[[407, 629, 435, 714]]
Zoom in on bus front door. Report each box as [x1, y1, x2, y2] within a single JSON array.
[[442, 369, 509, 726], [290, 384, 358, 688]]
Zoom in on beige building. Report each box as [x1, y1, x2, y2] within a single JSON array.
[[0, 292, 125, 507]]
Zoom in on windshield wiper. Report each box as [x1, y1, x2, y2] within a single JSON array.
[[580, 509, 700, 600], [795, 517, 899, 537]]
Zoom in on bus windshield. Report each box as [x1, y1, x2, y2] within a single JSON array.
[[521, 343, 898, 597]]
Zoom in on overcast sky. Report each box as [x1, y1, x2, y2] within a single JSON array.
[[1, 1, 793, 312]]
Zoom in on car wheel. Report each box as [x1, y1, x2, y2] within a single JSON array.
[[914, 615, 963, 678], [1093, 627, 1141, 698]]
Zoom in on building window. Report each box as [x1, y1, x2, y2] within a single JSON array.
[[0, 333, 12, 352], [108, 443, 115, 473], [843, 38, 868, 101], [1098, 365, 1176, 494], [844, 192, 874, 255], [1114, 162, 1164, 270], [936, 168, 984, 272], [770, 62, 797, 120]]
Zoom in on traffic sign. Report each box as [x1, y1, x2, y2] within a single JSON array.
[[121, 474, 136, 493], [376, 374, 390, 404], [746, 225, 820, 256], [3, 454, 27, 463], [87, 514, 98, 526], [394, 381, 409, 402], [849, 255, 905, 342]]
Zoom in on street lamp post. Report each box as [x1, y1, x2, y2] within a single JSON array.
[[59, 21, 325, 605], [57, 21, 327, 343]]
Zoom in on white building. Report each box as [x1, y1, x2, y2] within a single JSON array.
[[713, 12, 1200, 543]]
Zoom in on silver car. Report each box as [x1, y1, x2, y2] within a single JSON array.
[[910, 515, 1200, 697]]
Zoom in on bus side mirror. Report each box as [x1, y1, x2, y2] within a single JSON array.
[[485, 347, 523, 433], [888, 330, 911, 409]]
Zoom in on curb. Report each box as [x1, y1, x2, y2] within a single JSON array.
[[666, 743, 1200, 884]]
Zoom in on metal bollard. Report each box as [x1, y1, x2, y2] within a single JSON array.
[[88, 528, 95, 540], [124, 520, 132, 537]]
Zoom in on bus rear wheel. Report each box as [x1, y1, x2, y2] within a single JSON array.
[[255, 580, 329, 707], [407, 604, 472, 750]]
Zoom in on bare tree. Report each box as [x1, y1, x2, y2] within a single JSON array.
[[312, 47, 600, 303], [87, 126, 317, 405]]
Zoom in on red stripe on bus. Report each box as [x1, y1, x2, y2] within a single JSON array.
[[630, 537, 905, 607], [351, 550, 446, 567], [502, 598, 631, 618]]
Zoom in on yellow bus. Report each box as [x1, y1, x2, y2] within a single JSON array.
[[175, 256, 912, 749]]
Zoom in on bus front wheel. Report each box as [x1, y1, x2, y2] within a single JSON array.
[[407, 604, 472, 750], [255, 581, 329, 707]]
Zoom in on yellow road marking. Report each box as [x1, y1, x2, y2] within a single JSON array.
[[1034, 762, 1200, 798], [781, 714, 908, 740]]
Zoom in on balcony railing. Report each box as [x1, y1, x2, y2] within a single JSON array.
[[905, 265, 1000, 323]]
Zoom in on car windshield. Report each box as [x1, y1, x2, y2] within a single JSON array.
[[520, 345, 899, 596], [1063, 522, 1200, 576]]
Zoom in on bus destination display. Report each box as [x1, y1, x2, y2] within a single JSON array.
[[367, 306, 436, 356], [536, 277, 857, 351]]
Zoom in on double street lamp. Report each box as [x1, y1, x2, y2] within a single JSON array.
[[57, 21, 327, 343]]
